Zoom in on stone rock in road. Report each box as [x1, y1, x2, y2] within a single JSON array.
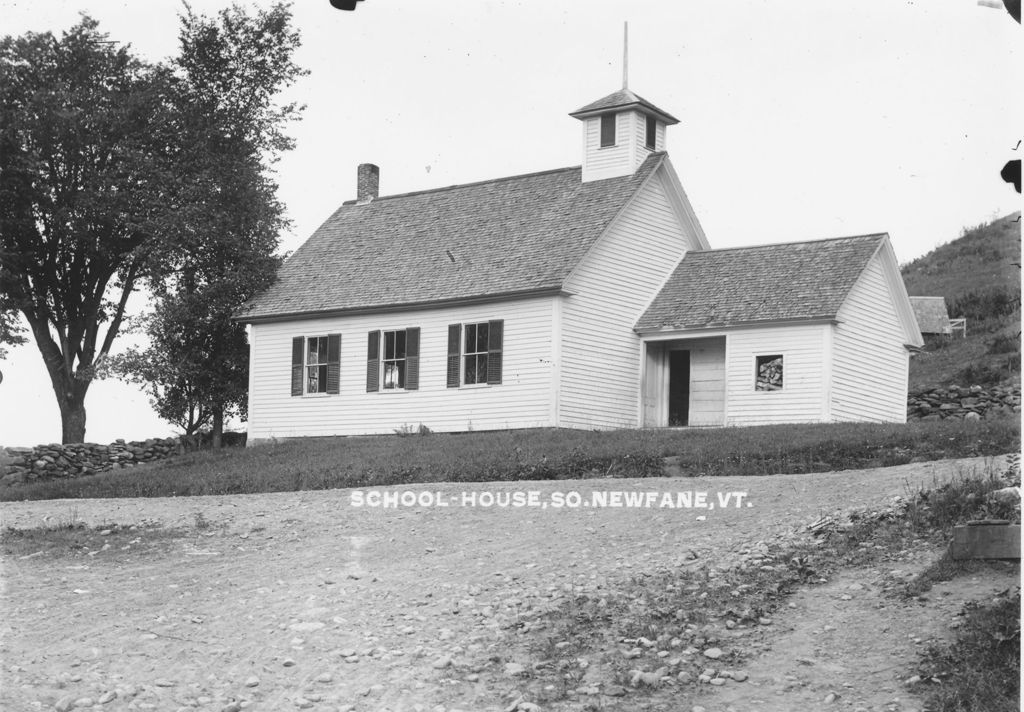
[[702, 647, 723, 659], [504, 662, 527, 677]]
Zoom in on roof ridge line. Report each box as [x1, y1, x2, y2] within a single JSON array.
[[691, 233, 888, 254], [341, 164, 584, 206]]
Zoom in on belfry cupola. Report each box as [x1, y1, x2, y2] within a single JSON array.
[[570, 88, 679, 183], [570, 24, 678, 183]]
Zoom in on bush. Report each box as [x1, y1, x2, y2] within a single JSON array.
[[986, 333, 1020, 355], [948, 288, 1020, 323], [914, 591, 1020, 712]]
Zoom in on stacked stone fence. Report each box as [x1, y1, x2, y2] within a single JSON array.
[[1, 437, 186, 487], [907, 384, 1021, 421]]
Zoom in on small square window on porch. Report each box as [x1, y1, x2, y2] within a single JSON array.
[[755, 355, 783, 391]]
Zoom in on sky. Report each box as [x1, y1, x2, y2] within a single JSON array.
[[0, 0, 1021, 446]]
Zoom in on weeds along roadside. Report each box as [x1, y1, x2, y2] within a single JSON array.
[[502, 458, 1021, 707]]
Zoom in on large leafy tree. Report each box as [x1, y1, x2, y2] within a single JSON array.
[[0, 19, 174, 442], [1, 4, 303, 444], [109, 3, 302, 446]]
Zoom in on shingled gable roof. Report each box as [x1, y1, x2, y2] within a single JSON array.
[[635, 234, 887, 332], [908, 296, 952, 334], [569, 89, 679, 125], [238, 153, 667, 322]]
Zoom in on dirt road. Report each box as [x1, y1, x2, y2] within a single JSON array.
[[0, 456, 1014, 712]]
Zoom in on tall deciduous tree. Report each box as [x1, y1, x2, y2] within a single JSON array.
[[109, 3, 302, 447], [0, 19, 174, 442]]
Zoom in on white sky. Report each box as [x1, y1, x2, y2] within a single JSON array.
[[0, 0, 1021, 446]]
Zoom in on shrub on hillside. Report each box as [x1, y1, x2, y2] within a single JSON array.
[[947, 287, 1020, 323]]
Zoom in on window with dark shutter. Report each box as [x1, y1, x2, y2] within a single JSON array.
[[486, 319, 503, 385], [405, 327, 420, 391], [463, 322, 489, 385], [600, 113, 616, 147], [645, 115, 657, 149], [291, 336, 304, 396], [366, 330, 380, 392], [326, 334, 341, 394], [447, 324, 461, 388]]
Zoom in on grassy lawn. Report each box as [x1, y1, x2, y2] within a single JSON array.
[[2, 417, 1018, 501]]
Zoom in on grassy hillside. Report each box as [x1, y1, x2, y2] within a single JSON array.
[[901, 212, 1020, 391], [902, 212, 1020, 298]]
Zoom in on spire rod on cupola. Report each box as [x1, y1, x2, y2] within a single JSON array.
[[622, 21, 629, 90]]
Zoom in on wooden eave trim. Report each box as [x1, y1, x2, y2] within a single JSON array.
[[570, 105, 679, 125], [235, 287, 569, 324], [636, 317, 838, 339]]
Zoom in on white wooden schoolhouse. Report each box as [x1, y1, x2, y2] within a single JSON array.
[[236, 86, 923, 442]]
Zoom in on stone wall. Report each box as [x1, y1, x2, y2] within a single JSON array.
[[1, 437, 185, 487], [907, 384, 1021, 420]]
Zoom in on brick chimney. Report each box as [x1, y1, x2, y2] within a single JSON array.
[[356, 163, 379, 204]]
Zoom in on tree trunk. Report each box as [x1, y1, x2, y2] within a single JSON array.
[[32, 329, 90, 444], [211, 406, 224, 448], [59, 395, 88, 444]]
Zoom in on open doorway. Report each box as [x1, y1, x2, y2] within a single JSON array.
[[668, 350, 690, 426]]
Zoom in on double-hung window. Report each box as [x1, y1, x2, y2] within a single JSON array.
[[366, 328, 420, 392], [447, 320, 503, 387], [290, 334, 340, 396]]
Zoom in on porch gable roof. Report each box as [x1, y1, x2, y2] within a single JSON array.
[[635, 234, 886, 332]]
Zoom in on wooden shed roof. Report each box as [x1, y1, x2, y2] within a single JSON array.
[[908, 296, 952, 334], [635, 234, 887, 331]]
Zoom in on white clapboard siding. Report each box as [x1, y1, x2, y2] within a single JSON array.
[[559, 171, 692, 429], [687, 337, 726, 426], [628, 110, 665, 157], [725, 324, 829, 426], [830, 255, 910, 422], [581, 113, 633, 182], [247, 296, 555, 441]]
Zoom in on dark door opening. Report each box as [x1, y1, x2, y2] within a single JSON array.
[[668, 350, 690, 426]]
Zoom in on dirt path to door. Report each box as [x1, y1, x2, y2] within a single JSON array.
[[0, 456, 1013, 712]]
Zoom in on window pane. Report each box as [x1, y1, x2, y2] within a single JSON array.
[[477, 354, 488, 383], [395, 330, 406, 359], [383, 362, 398, 389], [756, 355, 783, 391], [318, 365, 328, 392], [307, 365, 319, 392], [307, 337, 318, 365], [476, 323, 489, 352], [384, 331, 395, 360], [600, 114, 616, 147], [465, 324, 476, 353], [464, 355, 477, 384], [395, 360, 406, 389]]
